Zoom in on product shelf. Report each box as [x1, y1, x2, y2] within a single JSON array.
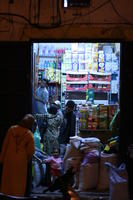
[[66, 74, 88, 81], [89, 80, 110, 84], [89, 74, 111, 82], [66, 84, 88, 91], [88, 83, 110, 91], [66, 81, 88, 84], [66, 70, 88, 74]]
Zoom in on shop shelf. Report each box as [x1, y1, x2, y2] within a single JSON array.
[[88, 83, 110, 91], [66, 73, 88, 81], [66, 84, 88, 91], [66, 91, 86, 100], [89, 74, 111, 82]]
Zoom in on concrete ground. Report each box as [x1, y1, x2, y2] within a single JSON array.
[[31, 185, 109, 200]]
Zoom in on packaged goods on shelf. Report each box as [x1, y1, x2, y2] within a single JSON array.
[[78, 43, 85, 53], [88, 105, 99, 130], [72, 61, 79, 71], [79, 62, 85, 71], [65, 91, 86, 100], [89, 72, 111, 82], [88, 82, 110, 92], [92, 43, 98, 52], [79, 108, 89, 120], [72, 43, 78, 52], [112, 61, 119, 72], [72, 52, 78, 60], [66, 83, 88, 91], [98, 50, 105, 63], [55, 69, 61, 83], [66, 73, 88, 82], [79, 119, 88, 129], [105, 61, 112, 72], [111, 80, 118, 94], [61, 62, 72, 72], [99, 105, 108, 129], [85, 52, 92, 61], [79, 106, 89, 129], [92, 52, 98, 63], [91, 62, 98, 71], [112, 53, 118, 61], [63, 50, 72, 62], [108, 104, 118, 124], [78, 53, 85, 61], [85, 62, 91, 71], [98, 62, 105, 73], [103, 45, 113, 54], [85, 43, 92, 52], [105, 53, 112, 62], [78, 104, 119, 131], [46, 68, 56, 81]]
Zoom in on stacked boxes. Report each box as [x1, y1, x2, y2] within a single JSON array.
[[79, 107, 89, 129], [99, 105, 108, 129], [79, 104, 117, 130], [66, 83, 88, 91], [66, 73, 88, 82], [88, 105, 99, 130]]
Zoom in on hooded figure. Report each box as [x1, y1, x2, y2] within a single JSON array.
[[0, 114, 36, 197]]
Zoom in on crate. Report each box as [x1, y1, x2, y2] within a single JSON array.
[[66, 73, 88, 81], [88, 83, 110, 91], [66, 84, 88, 91], [89, 74, 111, 82]]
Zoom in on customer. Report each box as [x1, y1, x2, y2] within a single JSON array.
[[45, 104, 63, 155], [58, 100, 76, 158], [37, 104, 62, 155], [0, 114, 36, 197], [35, 79, 49, 114], [43, 148, 63, 183]]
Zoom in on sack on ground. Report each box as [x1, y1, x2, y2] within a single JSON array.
[[105, 162, 129, 200], [78, 162, 99, 191], [97, 152, 117, 190]]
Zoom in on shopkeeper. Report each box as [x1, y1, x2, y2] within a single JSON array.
[[35, 79, 49, 114]]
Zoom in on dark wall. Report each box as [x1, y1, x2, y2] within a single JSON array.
[[0, 42, 31, 150], [120, 42, 133, 156]]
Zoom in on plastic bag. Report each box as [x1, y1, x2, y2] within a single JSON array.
[[105, 162, 129, 200]]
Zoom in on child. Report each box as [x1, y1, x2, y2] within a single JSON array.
[[43, 148, 63, 183]]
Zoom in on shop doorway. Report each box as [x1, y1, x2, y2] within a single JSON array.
[[31, 41, 121, 196]]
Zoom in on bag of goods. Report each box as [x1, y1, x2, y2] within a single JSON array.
[[63, 143, 82, 172], [97, 152, 117, 190], [80, 137, 101, 153], [105, 162, 129, 200], [82, 149, 100, 165], [78, 162, 99, 191]]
